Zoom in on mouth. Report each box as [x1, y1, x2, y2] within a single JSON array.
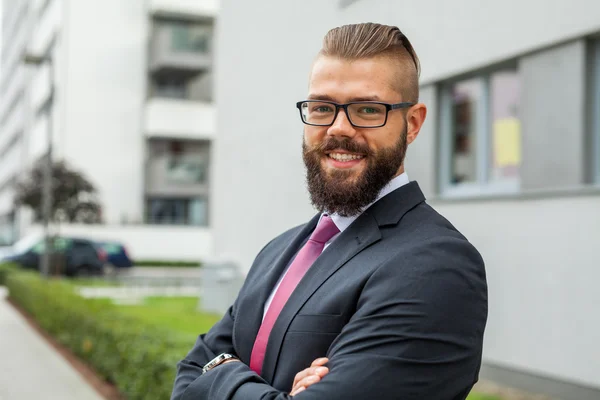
[[324, 151, 366, 169]]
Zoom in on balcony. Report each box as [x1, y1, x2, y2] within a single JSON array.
[[148, 0, 218, 19], [149, 22, 213, 79], [145, 97, 216, 140]]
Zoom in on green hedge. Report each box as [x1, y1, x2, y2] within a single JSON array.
[[0, 262, 17, 285], [3, 266, 191, 400], [133, 260, 202, 268]]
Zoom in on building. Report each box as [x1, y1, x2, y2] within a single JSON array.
[[213, 0, 600, 398], [0, 0, 217, 260]]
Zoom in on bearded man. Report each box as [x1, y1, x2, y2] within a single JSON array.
[[171, 22, 488, 400]]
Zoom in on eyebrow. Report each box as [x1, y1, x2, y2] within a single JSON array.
[[307, 94, 383, 102]]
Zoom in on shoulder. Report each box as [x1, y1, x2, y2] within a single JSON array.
[[375, 201, 487, 293]]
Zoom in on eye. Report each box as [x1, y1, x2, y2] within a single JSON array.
[[358, 106, 381, 114], [312, 105, 334, 113]]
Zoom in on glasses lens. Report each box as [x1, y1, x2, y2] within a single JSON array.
[[347, 103, 387, 127], [301, 101, 336, 125]]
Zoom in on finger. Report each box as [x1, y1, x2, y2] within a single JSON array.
[[292, 369, 312, 389], [292, 365, 329, 389], [310, 357, 329, 367], [294, 374, 321, 392], [292, 359, 329, 388], [290, 385, 306, 396], [291, 372, 320, 394]]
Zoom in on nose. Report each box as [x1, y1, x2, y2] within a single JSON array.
[[326, 107, 357, 138]]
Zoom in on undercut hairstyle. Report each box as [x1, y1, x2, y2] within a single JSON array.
[[319, 23, 421, 102]]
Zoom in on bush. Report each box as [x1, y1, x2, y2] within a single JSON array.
[[0, 262, 18, 285], [133, 260, 201, 268], [3, 266, 191, 400]]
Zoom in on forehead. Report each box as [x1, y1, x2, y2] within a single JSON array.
[[308, 55, 400, 101]]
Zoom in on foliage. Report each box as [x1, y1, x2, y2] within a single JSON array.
[[3, 266, 193, 400], [0, 262, 18, 285], [14, 159, 103, 224]]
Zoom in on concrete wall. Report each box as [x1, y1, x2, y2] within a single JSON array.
[[433, 193, 600, 390], [145, 98, 216, 140], [215, 0, 600, 393], [60, 0, 147, 224], [336, 0, 600, 85], [149, 0, 218, 18]]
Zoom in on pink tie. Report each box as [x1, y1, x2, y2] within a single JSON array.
[[249, 215, 340, 375]]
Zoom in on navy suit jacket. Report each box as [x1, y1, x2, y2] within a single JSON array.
[[171, 181, 488, 399]]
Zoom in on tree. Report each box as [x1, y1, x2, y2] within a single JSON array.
[[14, 159, 103, 224]]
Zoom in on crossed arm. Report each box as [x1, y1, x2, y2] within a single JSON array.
[[171, 237, 488, 400]]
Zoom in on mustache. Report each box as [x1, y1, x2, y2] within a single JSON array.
[[312, 137, 371, 155]]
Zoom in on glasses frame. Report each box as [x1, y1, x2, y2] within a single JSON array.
[[296, 100, 414, 128]]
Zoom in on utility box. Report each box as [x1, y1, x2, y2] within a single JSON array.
[[199, 261, 243, 315]]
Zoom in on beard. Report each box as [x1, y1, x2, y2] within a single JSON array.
[[302, 127, 408, 217]]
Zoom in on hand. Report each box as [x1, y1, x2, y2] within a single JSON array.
[[290, 357, 329, 396]]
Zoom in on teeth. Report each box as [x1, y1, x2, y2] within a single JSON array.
[[328, 153, 364, 162]]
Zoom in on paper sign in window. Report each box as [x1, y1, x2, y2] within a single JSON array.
[[493, 118, 521, 167]]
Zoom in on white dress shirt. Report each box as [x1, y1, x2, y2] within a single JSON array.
[[262, 172, 410, 319]]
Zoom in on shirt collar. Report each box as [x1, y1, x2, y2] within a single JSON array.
[[323, 172, 410, 233]]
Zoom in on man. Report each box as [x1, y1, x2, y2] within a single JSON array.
[[171, 23, 488, 400]]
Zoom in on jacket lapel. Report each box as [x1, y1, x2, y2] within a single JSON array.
[[235, 214, 320, 364], [260, 211, 381, 382], [259, 181, 426, 382]]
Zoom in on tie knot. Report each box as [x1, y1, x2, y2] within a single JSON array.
[[310, 215, 340, 244]]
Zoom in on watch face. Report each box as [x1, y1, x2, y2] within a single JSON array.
[[203, 354, 231, 374]]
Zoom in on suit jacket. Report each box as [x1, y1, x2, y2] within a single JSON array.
[[171, 181, 488, 400]]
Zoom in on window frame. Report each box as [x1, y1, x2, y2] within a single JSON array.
[[438, 65, 521, 198], [592, 39, 600, 183]]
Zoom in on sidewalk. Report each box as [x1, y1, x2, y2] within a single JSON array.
[[0, 287, 104, 400]]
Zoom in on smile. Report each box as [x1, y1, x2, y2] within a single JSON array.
[[327, 152, 365, 162]]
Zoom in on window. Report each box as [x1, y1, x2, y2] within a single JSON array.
[[593, 39, 600, 183], [170, 22, 211, 54], [440, 67, 521, 196], [31, 237, 72, 254], [165, 140, 209, 184], [155, 19, 212, 55], [146, 197, 208, 226]]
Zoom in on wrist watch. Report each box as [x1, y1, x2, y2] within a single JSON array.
[[202, 353, 238, 374]]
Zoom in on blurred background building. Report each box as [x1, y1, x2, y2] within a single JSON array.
[[0, 0, 216, 260], [212, 0, 600, 399]]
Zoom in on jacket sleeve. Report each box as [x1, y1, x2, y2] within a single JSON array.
[[170, 238, 277, 400], [176, 235, 488, 400], [170, 300, 239, 400]]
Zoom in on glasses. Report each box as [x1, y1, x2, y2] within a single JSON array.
[[296, 100, 414, 128]]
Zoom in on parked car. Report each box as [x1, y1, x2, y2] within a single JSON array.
[[1, 236, 107, 277], [95, 241, 133, 269]]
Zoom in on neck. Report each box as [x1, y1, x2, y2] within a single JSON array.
[[394, 164, 405, 178]]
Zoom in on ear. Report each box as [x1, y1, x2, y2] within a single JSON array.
[[406, 103, 427, 145]]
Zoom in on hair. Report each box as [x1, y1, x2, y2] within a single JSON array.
[[319, 23, 420, 102]]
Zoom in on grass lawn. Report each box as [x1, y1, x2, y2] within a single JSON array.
[[116, 296, 501, 400], [117, 296, 221, 342], [467, 394, 501, 400]]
